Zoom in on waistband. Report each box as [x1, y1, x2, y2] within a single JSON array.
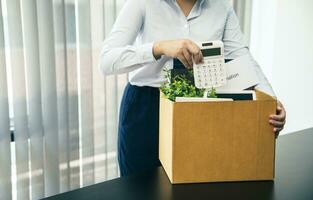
[[127, 83, 159, 93]]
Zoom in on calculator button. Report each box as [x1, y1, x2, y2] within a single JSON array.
[[193, 58, 226, 89]]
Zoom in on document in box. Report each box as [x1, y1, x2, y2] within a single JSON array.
[[217, 54, 259, 91], [175, 97, 233, 103]]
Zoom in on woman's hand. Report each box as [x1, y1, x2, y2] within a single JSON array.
[[153, 39, 203, 69], [269, 101, 286, 138]]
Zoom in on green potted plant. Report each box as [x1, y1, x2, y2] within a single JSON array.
[[160, 69, 217, 102]]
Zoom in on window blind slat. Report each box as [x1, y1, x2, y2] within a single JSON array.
[[102, 0, 109, 180], [20, 0, 45, 199], [90, 0, 106, 183], [53, 0, 70, 193], [104, 0, 119, 179], [6, 0, 30, 199], [77, 0, 95, 187], [36, 0, 60, 196], [115, 0, 127, 177], [0, 2, 12, 199], [232, 0, 252, 44], [64, 0, 80, 190]]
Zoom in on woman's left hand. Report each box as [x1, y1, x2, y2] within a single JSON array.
[[269, 101, 286, 138]]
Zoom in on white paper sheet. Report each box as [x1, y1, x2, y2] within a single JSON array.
[[217, 54, 259, 91]]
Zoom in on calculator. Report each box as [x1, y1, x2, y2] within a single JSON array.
[[193, 41, 227, 89]]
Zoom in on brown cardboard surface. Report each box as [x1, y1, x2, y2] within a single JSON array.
[[159, 97, 174, 182], [159, 91, 277, 184]]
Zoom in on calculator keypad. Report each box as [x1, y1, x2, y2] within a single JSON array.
[[193, 58, 227, 89]]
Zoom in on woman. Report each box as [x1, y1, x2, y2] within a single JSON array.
[[100, 0, 286, 177]]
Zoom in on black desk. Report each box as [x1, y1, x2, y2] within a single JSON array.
[[44, 128, 313, 200]]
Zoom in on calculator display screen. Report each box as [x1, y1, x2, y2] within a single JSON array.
[[201, 48, 221, 57]]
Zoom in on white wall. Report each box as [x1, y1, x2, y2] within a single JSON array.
[[250, 0, 313, 134]]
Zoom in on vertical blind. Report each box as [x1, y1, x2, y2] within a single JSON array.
[[232, 0, 252, 45], [0, 0, 126, 199], [0, 2, 11, 200], [0, 0, 249, 199]]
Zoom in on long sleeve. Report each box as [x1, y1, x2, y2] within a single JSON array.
[[222, 6, 276, 97], [100, 0, 156, 75]]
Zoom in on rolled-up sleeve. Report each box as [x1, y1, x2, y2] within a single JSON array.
[[222, 6, 276, 97], [100, 0, 156, 75]]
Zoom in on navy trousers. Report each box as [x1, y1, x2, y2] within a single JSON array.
[[118, 83, 161, 176]]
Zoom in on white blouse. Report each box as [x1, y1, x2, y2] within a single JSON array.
[[100, 0, 275, 96]]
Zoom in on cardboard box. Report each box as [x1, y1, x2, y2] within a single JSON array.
[[159, 90, 277, 184]]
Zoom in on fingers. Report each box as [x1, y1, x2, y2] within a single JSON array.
[[193, 49, 203, 65], [269, 112, 286, 135], [269, 100, 286, 138], [277, 100, 284, 109], [182, 48, 193, 69], [274, 127, 283, 138], [177, 55, 191, 70], [175, 39, 203, 68], [270, 114, 285, 122], [270, 109, 286, 121], [269, 119, 285, 127], [274, 127, 283, 132], [272, 124, 284, 139], [276, 100, 286, 115], [277, 106, 282, 111], [185, 40, 203, 64], [270, 103, 286, 122]]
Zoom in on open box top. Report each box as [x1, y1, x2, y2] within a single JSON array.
[[161, 90, 276, 104]]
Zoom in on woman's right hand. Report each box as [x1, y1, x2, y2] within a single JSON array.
[[153, 39, 203, 69]]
